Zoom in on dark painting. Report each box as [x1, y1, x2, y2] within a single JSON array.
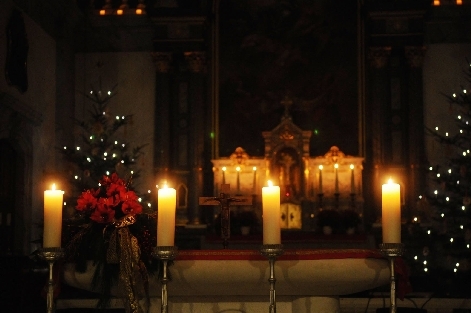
[[219, 0, 358, 157]]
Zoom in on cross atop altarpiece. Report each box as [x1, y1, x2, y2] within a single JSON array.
[[199, 184, 252, 248]]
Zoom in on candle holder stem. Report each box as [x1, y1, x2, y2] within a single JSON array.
[[379, 243, 405, 313], [152, 246, 178, 313], [38, 247, 64, 313], [260, 244, 284, 313]]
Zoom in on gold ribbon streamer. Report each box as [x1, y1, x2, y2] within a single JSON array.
[[107, 215, 148, 313]]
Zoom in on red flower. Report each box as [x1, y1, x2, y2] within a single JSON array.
[[76, 190, 98, 211], [90, 197, 116, 223], [76, 173, 142, 225]]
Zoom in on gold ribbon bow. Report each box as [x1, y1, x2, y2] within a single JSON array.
[[106, 215, 148, 313]]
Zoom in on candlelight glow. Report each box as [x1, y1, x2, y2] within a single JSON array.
[[350, 164, 354, 170], [319, 165, 323, 170], [267, 180, 273, 187]]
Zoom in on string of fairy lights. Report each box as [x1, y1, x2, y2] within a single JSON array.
[[418, 80, 471, 275], [62, 87, 154, 211]]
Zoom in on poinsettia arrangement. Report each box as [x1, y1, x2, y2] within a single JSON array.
[[65, 173, 157, 313], [75, 173, 142, 224]]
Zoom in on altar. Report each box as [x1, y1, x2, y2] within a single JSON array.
[[61, 248, 391, 313], [209, 103, 364, 233]]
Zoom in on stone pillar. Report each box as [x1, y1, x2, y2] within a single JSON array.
[[365, 46, 391, 224], [151, 52, 173, 184], [185, 51, 207, 224], [405, 46, 427, 220]]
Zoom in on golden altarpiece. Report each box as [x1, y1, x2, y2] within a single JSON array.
[[211, 108, 364, 231]]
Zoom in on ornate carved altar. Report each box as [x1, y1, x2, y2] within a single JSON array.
[[211, 106, 364, 231]]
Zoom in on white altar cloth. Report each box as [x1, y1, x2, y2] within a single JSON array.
[[62, 249, 391, 313]]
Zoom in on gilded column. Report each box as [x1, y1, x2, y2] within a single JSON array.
[[185, 51, 207, 224]]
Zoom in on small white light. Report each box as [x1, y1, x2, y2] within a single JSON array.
[[414, 255, 418, 260], [90, 136, 93, 139], [63, 146, 67, 150], [429, 166, 433, 171], [434, 190, 438, 195], [108, 91, 111, 95], [76, 146, 81, 151], [435, 126, 439, 131], [103, 112, 106, 115], [437, 173, 441, 177], [441, 213, 445, 217], [148, 190, 151, 193], [450, 238, 454, 242], [453, 93, 457, 97], [115, 141, 118, 144], [461, 225, 464, 229], [116, 116, 120, 120], [138, 197, 142, 202], [446, 197, 450, 202], [74, 175, 78, 179], [462, 206, 466, 211], [446, 132, 449, 136], [122, 144, 125, 147], [454, 268, 458, 273], [104, 152, 108, 156], [121, 160, 124, 163], [122, 116, 125, 119], [458, 115, 462, 119], [456, 263, 460, 267], [106, 171, 110, 175], [87, 157, 91, 162], [427, 230, 431, 235], [448, 169, 452, 174], [424, 268, 428, 272], [90, 90, 93, 94], [148, 203, 151, 207], [423, 260, 427, 265], [112, 153, 116, 158], [131, 170, 134, 174]]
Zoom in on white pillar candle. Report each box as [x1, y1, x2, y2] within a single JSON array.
[[262, 181, 281, 245], [334, 163, 339, 193], [382, 179, 401, 243], [43, 184, 64, 248], [350, 164, 355, 194], [318, 165, 323, 194], [236, 166, 241, 193], [252, 167, 257, 193], [157, 185, 177, 246]]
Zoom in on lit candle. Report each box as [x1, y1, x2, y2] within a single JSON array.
[[350, 164, 355, 194], [252, 166, 257, 193], [318, 165, 323, 194], [222, 167, 226, 184], [236, 166, 241, 193], [157, 184, 177, 246], [262, 181, 281, 245], [334, 163, 339, 194], [382, 179, 401, 243], [43, 184, 64, 248]]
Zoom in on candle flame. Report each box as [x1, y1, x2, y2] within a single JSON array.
[[51, 183, 56, 190], [319, 165, 323, 170], [222, 166, 226, 172], [334, 163, 339, 169], [350, 164, 354, 170], [253, 166, 257, 171], [236, 166, 241, 172], [388, 178, 394, 184], [267, 180, 273, 187]]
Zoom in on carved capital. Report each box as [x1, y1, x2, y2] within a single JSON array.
[[367, 47, 391, 69], [405, 46, 426, 68], [184, 51, 206, 73], [151, 52, 172, 73]]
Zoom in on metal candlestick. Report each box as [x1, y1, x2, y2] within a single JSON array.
[[152, 246, 178, 313], [260, 244, 284, 313], [38, 247, 64, 313], [379, 243, 405, 313]]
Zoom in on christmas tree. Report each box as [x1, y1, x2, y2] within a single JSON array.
[[61, 78, 149, 205], [405, 60, 471, 296]]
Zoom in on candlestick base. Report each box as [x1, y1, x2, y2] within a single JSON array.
[[152, 246, 178, 313], [260, 244, 284, 313], [379, 243, 404, 313], [38, 247, 64, 313]]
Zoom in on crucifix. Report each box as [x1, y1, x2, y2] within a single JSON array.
[[199, 184, 252, 249]]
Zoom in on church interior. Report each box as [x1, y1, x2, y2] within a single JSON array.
[[2, 0, 471, 312]]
